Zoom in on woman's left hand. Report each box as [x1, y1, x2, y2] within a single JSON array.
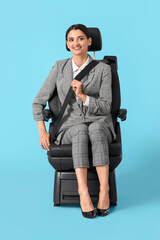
[[71, 79, 82, 98]]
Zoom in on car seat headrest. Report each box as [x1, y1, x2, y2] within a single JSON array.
[[88, 28, 102, 51], [66, 27, 102, 52]]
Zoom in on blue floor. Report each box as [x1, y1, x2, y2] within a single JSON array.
[[1, 154, 160, 240]]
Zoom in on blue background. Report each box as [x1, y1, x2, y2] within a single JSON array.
[[0, 0, 160, 239]]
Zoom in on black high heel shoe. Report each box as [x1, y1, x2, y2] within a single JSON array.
[[96, 193, 110, 216], [81, 206, 97, 219], [96, 207, 110, 216], [79, 191, 96, 219]]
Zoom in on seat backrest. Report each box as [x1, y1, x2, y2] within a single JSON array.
[[102, 56, 121, 124]]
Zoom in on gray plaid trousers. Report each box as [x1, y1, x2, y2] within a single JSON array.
[[61, 122, 113, 169]]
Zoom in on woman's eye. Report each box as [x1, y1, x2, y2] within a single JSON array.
[[68, 37, 84, 42]]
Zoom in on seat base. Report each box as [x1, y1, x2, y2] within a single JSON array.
[[53, 169, 117, 206]]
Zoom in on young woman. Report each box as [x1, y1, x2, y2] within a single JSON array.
[[32, 24, 116, 219]]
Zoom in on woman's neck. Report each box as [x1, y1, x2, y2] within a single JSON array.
[[72, 54, 89, 68]]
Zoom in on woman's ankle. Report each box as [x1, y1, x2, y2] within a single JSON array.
[[99, 186, 109, 193], [78, 186, 89, 195]]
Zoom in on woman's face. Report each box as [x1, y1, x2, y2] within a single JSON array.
[[66, 29, 92, 57]]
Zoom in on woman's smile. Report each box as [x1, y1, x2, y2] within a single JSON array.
[[73, 46, 82, 50]]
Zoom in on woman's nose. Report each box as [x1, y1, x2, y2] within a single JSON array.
[[74, 39, 79, 45]]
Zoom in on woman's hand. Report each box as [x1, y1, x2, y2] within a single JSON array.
[[71, 80, 87, 103], [39, 130, 50, 151], [71, 79, 83, 98]]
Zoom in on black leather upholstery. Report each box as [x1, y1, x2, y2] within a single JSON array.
[[49, 141, 121, 158]]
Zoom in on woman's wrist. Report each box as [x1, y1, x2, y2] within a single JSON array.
[[37, 120, 47, 134], [78, 93, 87, 103]]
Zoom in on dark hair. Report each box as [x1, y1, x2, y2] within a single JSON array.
[[65, 24, 91, 40]]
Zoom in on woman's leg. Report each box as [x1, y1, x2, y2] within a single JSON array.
[[61, 123, 90, 168], [75, 167, 95, 212], [61, 123, 94, 212], [95, 165, 110, 209], [88, 122, 113, 209]]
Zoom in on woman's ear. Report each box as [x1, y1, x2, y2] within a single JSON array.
[[88, 37, 92, 47], [66, 40, 69, 49]]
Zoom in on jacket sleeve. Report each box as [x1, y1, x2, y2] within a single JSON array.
[[87, 64, 112, 116], [32, 61, 58, 121]]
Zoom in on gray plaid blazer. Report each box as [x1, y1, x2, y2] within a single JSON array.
[[32, 54, 116, 144]]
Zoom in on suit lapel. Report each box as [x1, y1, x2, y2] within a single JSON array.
[[82, 55, 95, 90], [63, 58, 73, 92]]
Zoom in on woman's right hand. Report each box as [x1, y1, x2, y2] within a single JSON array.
[[39, 130, 50, 151]]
